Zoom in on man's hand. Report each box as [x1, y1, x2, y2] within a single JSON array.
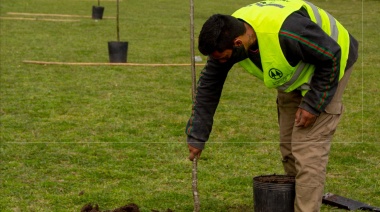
[[188, 144, 202, 161], [295, 108, 317, 127]]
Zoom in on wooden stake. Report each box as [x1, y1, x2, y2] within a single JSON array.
[[22, 60, 204, 67], [0, 17, 80, 22], [7, 12, 115, 19]]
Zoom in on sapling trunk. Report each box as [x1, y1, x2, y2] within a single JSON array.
[[190, 0, 196, 100], [116, 0, 120, 42], [97, 0, 100, 7], [190, 0, 200, 211], [192, 156, 200, 212]]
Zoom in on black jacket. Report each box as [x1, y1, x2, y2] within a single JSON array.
[[186, 8, 359, 149]]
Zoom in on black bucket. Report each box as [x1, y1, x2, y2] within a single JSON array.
[[108, 41, 128, 63], [92, 6, 104, 20], [253, 175, 295, 212]]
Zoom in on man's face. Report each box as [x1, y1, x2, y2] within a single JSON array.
[[209, 24, 255, 63], [210, 49, 233, 63]]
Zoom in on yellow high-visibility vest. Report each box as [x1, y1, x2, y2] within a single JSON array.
[[232, 0, 350, 95]]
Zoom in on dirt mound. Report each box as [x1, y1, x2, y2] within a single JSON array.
[[81, 203, 173, 212]]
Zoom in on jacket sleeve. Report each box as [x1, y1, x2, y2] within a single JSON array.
[[280, 10, 343, 116], [186, 58, 234, 150]]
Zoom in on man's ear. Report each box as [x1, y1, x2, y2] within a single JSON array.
[[233, 38, 243, 47]]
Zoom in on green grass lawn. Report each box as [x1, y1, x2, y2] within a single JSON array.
[[1, 0, 379, 211]]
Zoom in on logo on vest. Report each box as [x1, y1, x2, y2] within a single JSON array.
[[268, 68, 283, 80]]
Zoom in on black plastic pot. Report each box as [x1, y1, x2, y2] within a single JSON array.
[[253, 175, 295, 212], [108, 41, 128, 63], [92, 6, 105, 20]]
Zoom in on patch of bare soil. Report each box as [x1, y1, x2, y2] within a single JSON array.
[[81, 203, 174, 212]]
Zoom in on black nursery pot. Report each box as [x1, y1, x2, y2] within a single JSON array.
[[108, 41, 128, 63], [253, 175, 295, 212], [92, 6, 105, 20]]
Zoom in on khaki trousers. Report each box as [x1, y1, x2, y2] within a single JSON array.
[[277, 66, 354, 212]]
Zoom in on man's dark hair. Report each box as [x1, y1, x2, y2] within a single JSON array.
[[198, 14, 246, 55]]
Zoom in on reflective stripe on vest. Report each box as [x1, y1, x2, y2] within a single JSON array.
[[306, 1, 338, 41], [277, 1, 339, 92]]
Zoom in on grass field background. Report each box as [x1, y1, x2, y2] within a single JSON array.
[[1, 0, 379, 211]]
